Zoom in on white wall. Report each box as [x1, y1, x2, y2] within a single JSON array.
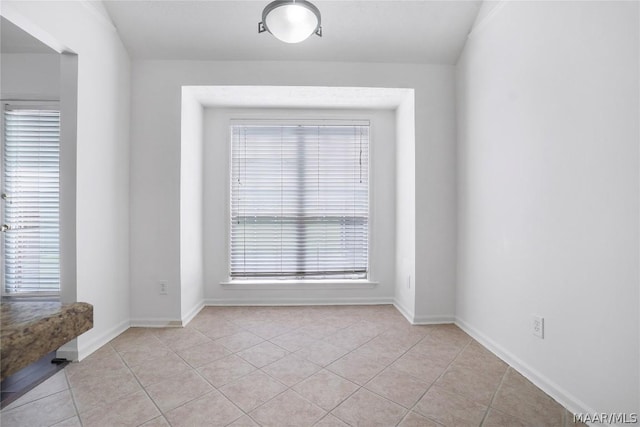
[[394, 95, 416, 320], [203, 107, 395, 305], [179, 92, 204, 323], [1, 1, 131, 359], [0, 53, 59, 100], [456, 0, 639, 415], [130, 60, 457, 323], [415, 68, 458, 323]]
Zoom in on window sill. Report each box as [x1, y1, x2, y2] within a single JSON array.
[[2, 294, 60, 302], [220, 279, 378, 290]]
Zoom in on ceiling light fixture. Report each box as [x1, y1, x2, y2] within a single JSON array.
[[258, 0, 322, 44]]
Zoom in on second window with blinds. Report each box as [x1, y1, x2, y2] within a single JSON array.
[[230, 121, 370, 280]]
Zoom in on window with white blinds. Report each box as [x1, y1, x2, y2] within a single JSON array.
[[2, 106, 61, 294], [230, 122, 369, 280]]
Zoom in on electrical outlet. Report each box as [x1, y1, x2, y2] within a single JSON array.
[[407, 275, 412, 289], [159, 281, 168, 295], [532, 315, 544, 339]]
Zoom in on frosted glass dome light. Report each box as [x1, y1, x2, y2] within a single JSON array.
[[259, 0, 322, 44]]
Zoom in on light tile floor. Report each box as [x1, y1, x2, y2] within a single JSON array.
[[1, 305, 585, 427]]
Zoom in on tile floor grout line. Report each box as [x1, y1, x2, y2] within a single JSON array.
[[235, 312, 398, 426], [222, 309, 366, 426], [291, 321, 434, 426], [107, 341, 169, 427], [481, 367, 565, 427], [478, 364, 510, 427], [402, 336, 474, 425], [224, 306, 369, 426], [1, 370, 72, 415], [151, 339, 252, 426], [63, 367, 84, 427], [7, 306, 576, 427]]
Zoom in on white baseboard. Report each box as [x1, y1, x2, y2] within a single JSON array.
[[130, 318, 183, 328], [455, 317, 597, 420], [393, 299, 415, 323], [392, 300, 454, 325], [204, 296, 394, 306], [181, 301, 204, 326], [57, 319, 130, 362], [413, 314, 455, 325]]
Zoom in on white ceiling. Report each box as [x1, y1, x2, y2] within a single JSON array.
[[103, 0, 482, 64]]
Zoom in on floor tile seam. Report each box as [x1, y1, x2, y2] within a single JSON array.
[[247, 327, 296, 341], [166, 332, 222, 366], [403, 338, 474, 420], [127, 349, 194, 388], [496, 377, 560, 407], [22, 392, 78, 427], [62, 368, 83, 427], [394, 410, 445, 427], [51, 414, 82, 427], [312, 412, 348, 427], [74, 386, 150, 424], [236, 350, 289, 371], [0, 372, 71, 414], [135, 415, 169, 427], [330, 385, 412, 426], [478, 365, 511, 426], [316, 328, 381, 353], [155, 332, 215, 354], [159, 388, 246, 427], [291, 369, 363, 413], [407, 388, 472, 427], [369, 333, 456, 386], [203, 359, 259, 389], [440, 358, 508, 390], [357, 383, 415, 413], [176, 358, 252, 412], [249, 385, 330, 423], [111, 331, 174, 355], [192, 324, 241, 340], [486, 388, 563, 427], [64, 342, 135, 390], [221, 381, 291, 418], [328, 405, 357, 427], [261, 365, 318, 387], [359, 373, 430, 411], [110, 343, 167, 426], [447, 359, 509, 383], [309, 319, 412, 371], [0, 388, 73, 418], [225, 314, 308, 332], [110, 310, 454, 426], [256, 361, 315, 390], [239, 339, 292, 358], [323, 363, 370, 388], [228, 414, 265, 427], [251, 357, 361, 421], [118, 343, 182, 371]]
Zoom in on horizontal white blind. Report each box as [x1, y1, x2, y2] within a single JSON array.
[[230, 123, 369, 279], [2, 107, 61, 294]]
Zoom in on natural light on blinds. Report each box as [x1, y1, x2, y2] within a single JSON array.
[[2, 107, 61, 294], [230, 122, 369, 280]]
